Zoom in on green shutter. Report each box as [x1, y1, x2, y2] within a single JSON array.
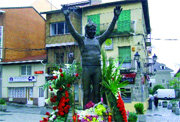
[[87, 14, 100, 35], [118, 46, 131, 63], [117, 10, 131, 33]]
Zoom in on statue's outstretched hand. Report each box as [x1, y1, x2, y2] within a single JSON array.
[[63, 9, 70, 16], [62, 5, 70, 16], [114, 6, 122, 19]]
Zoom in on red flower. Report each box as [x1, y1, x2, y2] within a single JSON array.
[[45, 112, 50, 116], [116, 93, 127, 122], [43, 117, 49, 122], [59, 68, 63, 72], [59, 87, 63, 91], [75, 73, 79, 77], [60, 73, 64, 77], [65, 98, 70, 103], [53, 76, 58, 79], [53, 106, 57, 110], [49, 86, 53, 91], [67, 84, 71, 87], [65, 91, 69, 98]]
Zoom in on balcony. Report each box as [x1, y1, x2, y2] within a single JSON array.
[[119, 60, 136, 74], [96, 21, 136, 36]]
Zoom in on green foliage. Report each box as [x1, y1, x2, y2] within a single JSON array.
[[169, 73, 180, 90], [128, 112, 138, 122], [0, 98, 6, 105], [148, 88, 153, 95], [101, 49, 128, 121], [101, 49, 128, 97], [134, 103, 145, 114], [152, 84, 165, 94]]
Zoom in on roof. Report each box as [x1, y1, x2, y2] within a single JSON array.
[[0, 54, 47, 64], [0, 6, 45, 21], [154, 62, 173, 72], [174, 68, 180, 77], [41, 0, 151, 34]]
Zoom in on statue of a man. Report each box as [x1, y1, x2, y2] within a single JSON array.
[[63, 6, 122, 108]]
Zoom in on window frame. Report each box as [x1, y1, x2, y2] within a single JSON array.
[[50, 22, 69, 36], [21, 65, 32, 76]]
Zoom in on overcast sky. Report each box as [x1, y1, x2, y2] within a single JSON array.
[[0, 0, 180, 73]]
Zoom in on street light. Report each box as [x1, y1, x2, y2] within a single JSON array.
[[134, 52, 140, 69]]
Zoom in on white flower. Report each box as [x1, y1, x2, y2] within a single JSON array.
[[53, 70, 60, 75]]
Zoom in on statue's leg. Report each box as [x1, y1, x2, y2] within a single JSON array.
[[82, 66, 91, 109], [92, 66, 101, 104]]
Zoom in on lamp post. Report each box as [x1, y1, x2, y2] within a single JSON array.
[[134, 52, 157, 102], [134, 52, 143, 101]]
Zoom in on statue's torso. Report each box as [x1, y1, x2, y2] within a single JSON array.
[[81, 37, 101, 66]]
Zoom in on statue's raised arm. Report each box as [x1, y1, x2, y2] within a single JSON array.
[[63, 8, 84, 46], [98, 6, 122, 46]]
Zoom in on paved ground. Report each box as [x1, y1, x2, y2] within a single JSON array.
[[145, 100, 180, 122], [0, 104, 52, 122], [0, 101, 179, 122]]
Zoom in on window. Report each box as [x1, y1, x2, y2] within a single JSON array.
[[160, 66, 166, 70], [162, 79, 165, 83], [118, 46, 131, 63], [87, 14, 100, 35], [39, 87, 44, 97], [117, 10, 131, 32], [55, 52, 64, 64], [8, 87, 26, 98], [50, 22, 69, 36], [21, 65, 31, 75]]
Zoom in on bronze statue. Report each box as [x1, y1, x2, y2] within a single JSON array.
[[63, 6, 122, 108]]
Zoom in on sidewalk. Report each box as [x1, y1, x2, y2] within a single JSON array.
[[145, 102, 180, 122]]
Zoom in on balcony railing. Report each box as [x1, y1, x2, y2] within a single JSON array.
[[98, 21, 135, 36]]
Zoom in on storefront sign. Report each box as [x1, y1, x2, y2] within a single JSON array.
[[121, 73, 136, 84], [9, 76, 36, 82], [34, 71, 44, 74]]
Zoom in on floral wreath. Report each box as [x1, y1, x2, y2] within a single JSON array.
[[40, 63, 81, 122]]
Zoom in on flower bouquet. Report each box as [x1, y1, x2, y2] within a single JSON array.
[[40, 62, 81, 122], [76, 101, 111, 122]]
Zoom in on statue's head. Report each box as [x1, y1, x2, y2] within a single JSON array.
[[85, 20, 96, 39]]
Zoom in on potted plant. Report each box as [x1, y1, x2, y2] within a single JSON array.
[[128, 112, 138, 122], [162, 101, 168, 108], [134, 103, 146, 122], [0, 98, 7, 112]]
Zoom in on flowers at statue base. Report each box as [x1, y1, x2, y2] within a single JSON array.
[[116, 92, 128, 122], [40, 63, 81, 122], [76, 100, 111, 122]]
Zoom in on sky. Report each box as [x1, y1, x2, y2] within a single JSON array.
[[0, 0, 180, 73]]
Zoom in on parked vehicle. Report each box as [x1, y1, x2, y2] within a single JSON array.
[[155, 89, 175, 99]]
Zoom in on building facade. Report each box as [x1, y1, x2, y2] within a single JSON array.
[[149, 62, 173, 89], [0, 54, 47, 106], [0, 7, 46, 98]]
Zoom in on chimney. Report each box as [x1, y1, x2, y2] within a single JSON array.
[[90, 0, 102, 5]]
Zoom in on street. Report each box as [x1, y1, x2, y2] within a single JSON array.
[[0, 102, 179, 122], [0, 105, 52, 122]]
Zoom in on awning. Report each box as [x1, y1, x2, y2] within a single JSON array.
[[122, 73, 136, 78]]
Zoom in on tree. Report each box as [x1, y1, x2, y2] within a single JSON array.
[[169, 72, 180, 90], [152, 84, 165, 94]]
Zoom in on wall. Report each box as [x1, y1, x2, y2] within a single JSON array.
[[2, 7, 46, 61], [46, 12, 81, 44], [2, 63, 46, 99]]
